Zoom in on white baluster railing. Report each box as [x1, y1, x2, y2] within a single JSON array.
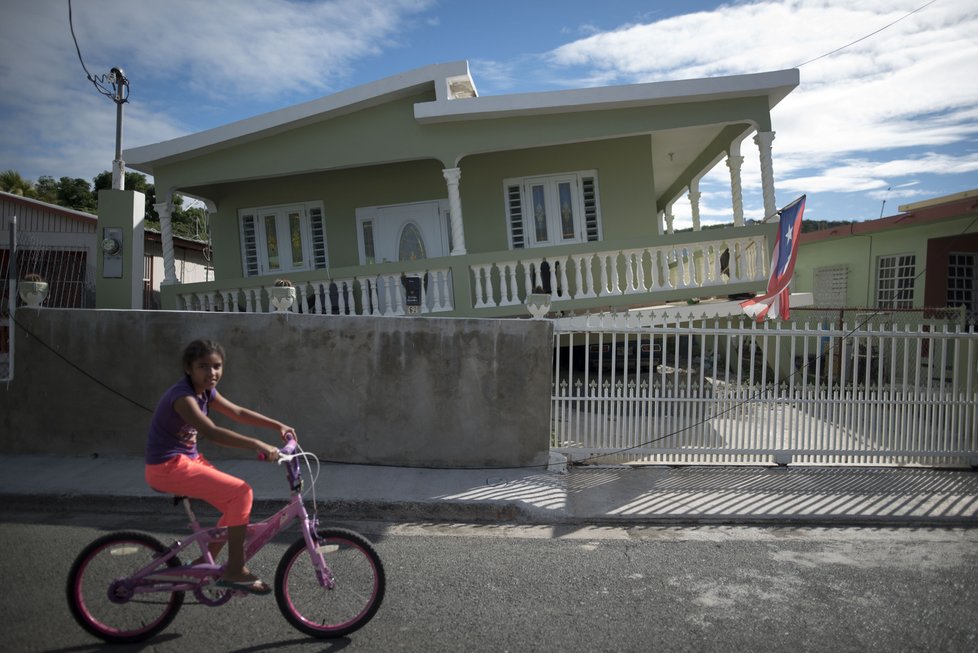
[[467, 234, 769, 309]]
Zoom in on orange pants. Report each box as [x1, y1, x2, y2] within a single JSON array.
[[145, 454, 253, 527]]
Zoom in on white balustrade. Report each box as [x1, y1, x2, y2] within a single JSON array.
[[173, 267, 454, 317], [468, 235, 769, 310]]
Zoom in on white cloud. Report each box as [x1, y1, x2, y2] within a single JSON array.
[[2, 0, 976, 221], [61, 0, 437, 100], [0, 0, 436, 181], [543, 0, 978, 219]]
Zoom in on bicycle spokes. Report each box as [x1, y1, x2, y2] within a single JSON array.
[[274, 528, 386, 639]]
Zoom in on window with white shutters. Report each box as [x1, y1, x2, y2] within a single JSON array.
[[506, 183, 525, 249], [240, 213, 260, 277], [581, 175, 601, 242], [309, 207, 328, 270], [238, 201, 328, 277], [503, 170, 602, 250]]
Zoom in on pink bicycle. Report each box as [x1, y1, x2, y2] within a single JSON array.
[[66, 437, 385, 643]]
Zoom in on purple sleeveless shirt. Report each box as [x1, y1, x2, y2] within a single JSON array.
[[145, 376, 216, 464]]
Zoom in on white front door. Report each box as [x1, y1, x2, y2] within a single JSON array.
[[356, 200, 450, 265]]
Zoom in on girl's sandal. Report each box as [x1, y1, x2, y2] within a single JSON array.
[[215, 578, 272, 595]]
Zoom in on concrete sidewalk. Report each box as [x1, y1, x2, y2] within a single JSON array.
[[2, 454, 977, 527]]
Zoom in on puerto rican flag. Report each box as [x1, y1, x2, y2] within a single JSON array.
[[741, 195, 806, 322]]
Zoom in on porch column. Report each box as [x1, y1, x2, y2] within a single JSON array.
[[442, 167, 467, 255], [154, 198, 178, 284], [753, 131, 777, 220], [202, 199, 216, 282], [726, 145, 745, 227], [663, 200, 676, 235], [688, 179, 702, 232]]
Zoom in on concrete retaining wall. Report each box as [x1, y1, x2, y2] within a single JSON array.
[[1, 309, 554, 467]]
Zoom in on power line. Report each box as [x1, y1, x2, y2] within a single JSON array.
[[796, 0, 939, 68], [67, 0, 128, 102]]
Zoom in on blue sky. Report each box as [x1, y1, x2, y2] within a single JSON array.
[[2, 0, 977, 228]]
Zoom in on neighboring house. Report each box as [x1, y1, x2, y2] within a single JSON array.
[[142, 229, 212, 309], [125, 60, 799, 318], [792, 189, 978, 326], [0, 191, 211, 311], [1, 191, 98, 309]]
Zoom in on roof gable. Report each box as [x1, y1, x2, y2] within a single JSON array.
[[126, 61, 474, 173]]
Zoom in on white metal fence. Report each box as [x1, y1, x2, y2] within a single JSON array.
[[552, 313, 978, 467]]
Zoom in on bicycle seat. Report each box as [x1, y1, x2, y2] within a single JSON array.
[[150, 488, 189, 506]]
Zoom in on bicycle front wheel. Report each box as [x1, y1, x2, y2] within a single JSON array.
[[275, 528, 385, 638], [66, 531, 184, 643]]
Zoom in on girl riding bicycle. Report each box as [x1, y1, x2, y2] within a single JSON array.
[[144, 339, 295, 595]]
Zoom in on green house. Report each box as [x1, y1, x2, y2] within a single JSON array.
[[125, 61, 799, 318], [794, 189, 978, 324]]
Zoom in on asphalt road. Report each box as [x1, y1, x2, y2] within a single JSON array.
[[3, 506, 977, 653]]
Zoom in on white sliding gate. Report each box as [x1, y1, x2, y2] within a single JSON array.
[[551, 313, 978, 467]]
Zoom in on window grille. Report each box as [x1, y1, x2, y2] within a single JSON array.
[[947, 252, 975, 307], [876, 254, 915, 309]]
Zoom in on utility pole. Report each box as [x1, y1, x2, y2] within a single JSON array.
[[110, 67, 128, 190]]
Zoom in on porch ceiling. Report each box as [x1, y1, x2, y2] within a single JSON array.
[[649, 124, 744, 203]]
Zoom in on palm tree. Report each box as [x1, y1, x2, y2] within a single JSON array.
[[0, 169, 34, 197]]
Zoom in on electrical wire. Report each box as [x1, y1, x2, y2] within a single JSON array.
[[67, 0, 129, 102], [796, 0, 939, 68]]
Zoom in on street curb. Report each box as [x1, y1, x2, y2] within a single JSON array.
[[4, 493, 977, 529], [0, 493, 542, 525]]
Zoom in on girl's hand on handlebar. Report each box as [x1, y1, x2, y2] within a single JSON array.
[[278, 425, 297, 443], [258, 442, 280, 463]]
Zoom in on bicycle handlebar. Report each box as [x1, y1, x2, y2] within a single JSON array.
[[257, 432, 298, 462]]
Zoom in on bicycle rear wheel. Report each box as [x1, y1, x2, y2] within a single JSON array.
[[275, 528, 385, 638], [66, 531, 184, 643]]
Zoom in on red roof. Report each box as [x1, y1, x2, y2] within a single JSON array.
[[801, 190, 978, 244]]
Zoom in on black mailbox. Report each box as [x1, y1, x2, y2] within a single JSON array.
[[402, 275, 423, 314]]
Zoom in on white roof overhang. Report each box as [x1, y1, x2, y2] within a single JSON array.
[[125, 62, 798, 183], [414, 69, 798, 124]]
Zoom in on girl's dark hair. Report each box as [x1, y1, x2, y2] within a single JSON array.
[[182, 339, 225, 370]]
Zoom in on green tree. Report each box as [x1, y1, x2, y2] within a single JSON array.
[[93, 170, 156, 220], [33, 176, 59, 204], [57, 177, 97, 213], [92, 170, 207, 241], [3, 168, 208, 242]]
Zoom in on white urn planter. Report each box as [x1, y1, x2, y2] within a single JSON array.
[[18, 280, 49, 308], [525, 292, 552, 319], [268, 286, 296, 313]]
